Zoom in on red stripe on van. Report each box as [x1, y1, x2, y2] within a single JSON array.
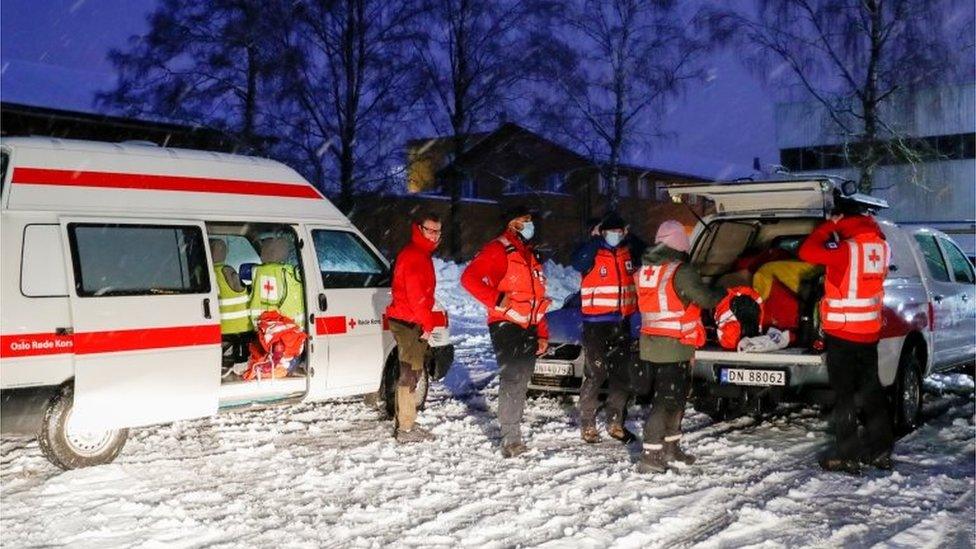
[[315, 316, 348, 335], [1, 325, 219, 357], [73, 324, 221, 354], [1, 333, 74, 358], [12, 167, 323, 199]]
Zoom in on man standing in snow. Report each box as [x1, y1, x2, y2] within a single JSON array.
[[461, 206, 551, 458], [798, 207, 893, 474], [386, 212, 442, 443], [635, 220, 724, 473], [571, 212, 644, 444]]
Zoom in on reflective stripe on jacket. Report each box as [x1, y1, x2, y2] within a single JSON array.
[[249, 263, 306, 329], [820, 234, 889, 336], [636, 261, 705, 347], [492, 236, 552, 328], [581, 247, 637, 316], [214, 263, 252, 334]]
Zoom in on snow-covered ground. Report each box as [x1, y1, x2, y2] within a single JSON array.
[[2, 260, 974, 548]]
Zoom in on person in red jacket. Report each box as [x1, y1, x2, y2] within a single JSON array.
[[798, 208, 894, 473], [461, 205, 550, 458], [385, 212, 442, 443]]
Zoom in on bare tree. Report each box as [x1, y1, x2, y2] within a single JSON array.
[[99, 0, 282, 151], [279, 0, 425, 211], [537, 0, 706, 208], [416, 0, 552, 256], [701, 0, 973, 191]]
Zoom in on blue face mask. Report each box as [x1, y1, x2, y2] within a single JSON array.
[[604, 231, 624, 248], [518, 221, 535, 241]]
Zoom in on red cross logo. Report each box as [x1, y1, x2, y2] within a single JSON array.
[[263, 279, 275, 294], [868, 249, 881, 267], [348, 318, 357, 330]]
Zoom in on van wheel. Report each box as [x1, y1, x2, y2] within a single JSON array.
[[37, 385, 128, 470], [379, 353, 430, 419], [893, 350, 923, 434]]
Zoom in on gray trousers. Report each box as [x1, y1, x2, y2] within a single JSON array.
[[489, 321, 538, 446]]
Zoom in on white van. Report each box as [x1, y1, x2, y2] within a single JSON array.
[[0, 137, 436, 469]]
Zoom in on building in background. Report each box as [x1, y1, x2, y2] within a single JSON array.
[[776, 83, 976, 255], [352, 123, 719, 262]]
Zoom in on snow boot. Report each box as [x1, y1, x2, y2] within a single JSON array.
[[664, 441, 696, 465], [818, 456, 861, 475], [501, 441, 529, 458], [581, 426, 601, 444], [395, 426, 435, 443], [863, 451, 893, 471], [637, 449, 668, 474], [607, 424, 637, 444]]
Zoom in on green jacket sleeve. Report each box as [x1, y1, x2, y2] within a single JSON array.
[[674, 263, 725, 309]]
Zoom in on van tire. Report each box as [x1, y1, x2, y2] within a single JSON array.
[[892, 350, 923, 434], [38, 385, 128, 470], [379, 351, 430, 420]]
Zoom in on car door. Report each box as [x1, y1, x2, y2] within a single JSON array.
[[935, 236, 976, 365], [305, 225, 391, 397], [911, 232, 958, 369], [60, 218, 221, 430]]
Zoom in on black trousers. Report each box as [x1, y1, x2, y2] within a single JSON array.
[[825, 335, 894, 460], [641, 361, 691, 446], [579, 320, 632, 428], [489, 321, 539, 446]]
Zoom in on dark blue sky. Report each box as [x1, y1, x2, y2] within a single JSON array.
[[0, 0, 778, 173]]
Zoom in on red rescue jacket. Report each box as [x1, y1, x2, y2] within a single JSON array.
[[581, 247, 637, 316], [798, 215, 889, 343], [461, 230, 550, 338], [386, 224, 438, 332], [714, 286, 764, 350], [636, 261, 705, 347]]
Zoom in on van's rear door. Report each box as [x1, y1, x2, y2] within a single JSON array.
[[669, 180, 833, 216], [60, 218, 221, 430]]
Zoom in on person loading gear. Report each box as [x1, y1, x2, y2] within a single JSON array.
[[798, 205, 893, 474], [249, 236, 306, 330], [461, 205, 551, 458], [386, 212, 442, 443], [211, 238, 252, 366], [570, 212, 644, 444], [635, 220, 724, 474]]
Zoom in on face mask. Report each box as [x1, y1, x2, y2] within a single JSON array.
[[604, 231, 624, 247], [518, 221, 535, 241]]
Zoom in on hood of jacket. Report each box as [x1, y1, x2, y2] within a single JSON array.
[[836, 214, 884, 241], [642, 244, 689, 266], [410, 223, 439, 254]]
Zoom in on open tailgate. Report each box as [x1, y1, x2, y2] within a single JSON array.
[[669, 180, 833, 216]]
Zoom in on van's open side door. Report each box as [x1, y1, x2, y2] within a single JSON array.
[[669, 180, 834, 216], [59, 217, 221, 430]]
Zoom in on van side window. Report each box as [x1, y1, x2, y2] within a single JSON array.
[[913, 234, 950, 282], [21, 224, 69, 297], [1, 151, 8, 200], [311, 230, 389, 288], [939, 238, 975, 284], [68, 224, 210, 297]]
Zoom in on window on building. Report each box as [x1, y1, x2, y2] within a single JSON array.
[[68, 223, 210, 297], [544, 173, 565, 193], [597, 174, 608, 195], [460, 176, 477, 198], [939, 238, 975, 284], [913, 234, 951, 282], [654, 180, 671, 202], [311, 230, 390, 288], [21, 224, 69, 297], [506, 174, 529, 194], [638, 176, 652, 199], [617, 175, 631, 197]]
